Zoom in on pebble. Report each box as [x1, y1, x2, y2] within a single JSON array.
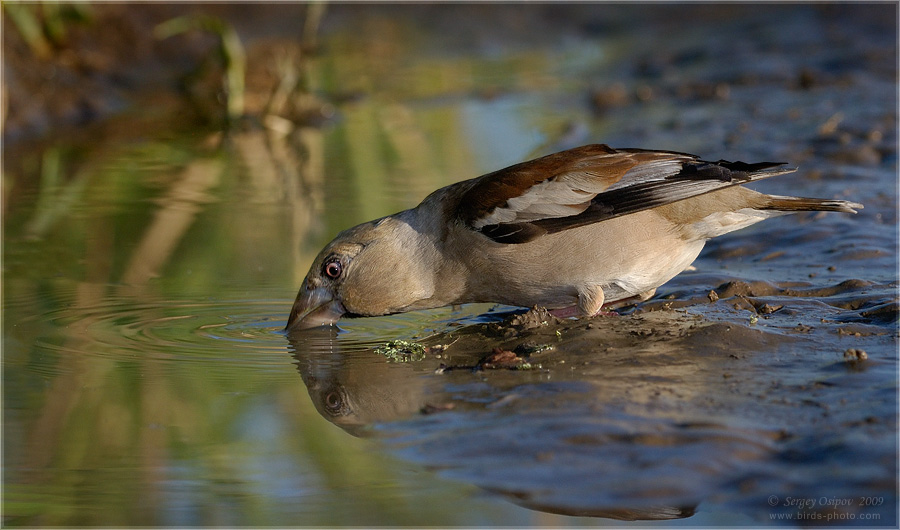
[[843, 348, 868, 361]]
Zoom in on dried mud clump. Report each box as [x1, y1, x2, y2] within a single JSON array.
[[485, 306, 562, 338], [506, 306, 561, 329]]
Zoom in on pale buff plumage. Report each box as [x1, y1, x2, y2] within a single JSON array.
[[286, 144, 861, 330]]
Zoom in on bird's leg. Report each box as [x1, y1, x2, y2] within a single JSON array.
[[553, 285, 658, 318], [578, 284, 609, 317], [549, 285, 620, 319], [547, 285, 606, 318]]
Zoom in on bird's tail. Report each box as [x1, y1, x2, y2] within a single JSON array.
[[761, 195, 863, 214]]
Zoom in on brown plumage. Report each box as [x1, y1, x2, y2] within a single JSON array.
[[286, 144, 861, 330]]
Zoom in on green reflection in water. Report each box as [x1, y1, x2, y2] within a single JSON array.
[[2, 20, 585, 525]]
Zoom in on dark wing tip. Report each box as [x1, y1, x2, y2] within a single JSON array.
[[672, 159, 790, 182], [479, 222, 546, 244]]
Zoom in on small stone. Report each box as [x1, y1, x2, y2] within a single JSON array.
[[843, 348, 868, 361], [708, 290, 719, 302]]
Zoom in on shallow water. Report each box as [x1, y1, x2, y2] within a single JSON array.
[[3, 4, 898, 527]]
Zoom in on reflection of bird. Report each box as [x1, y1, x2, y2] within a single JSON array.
[[287, 144, 862, 330], [287, 327, 435, 435], [285, 326, 699, 521]]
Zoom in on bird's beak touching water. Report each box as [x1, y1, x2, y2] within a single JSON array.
[[285, 283, 345, 331]]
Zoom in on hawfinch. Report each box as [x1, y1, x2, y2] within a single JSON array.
[[286, 144, 861, 330]]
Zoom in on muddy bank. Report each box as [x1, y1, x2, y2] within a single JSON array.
[[5, 4, 896, 148], [2, 3, 323, 144], [289, 276, 897, 522]]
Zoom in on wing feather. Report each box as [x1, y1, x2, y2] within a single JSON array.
[[455, 144, 791, 244]]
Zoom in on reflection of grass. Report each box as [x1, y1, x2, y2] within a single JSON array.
[[2, 122, 476, 525], [24, 148, 87, 239], [2, 19, 581, 525]]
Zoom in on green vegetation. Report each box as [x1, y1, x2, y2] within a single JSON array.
[[155, 14, 247, 123], [3, 2, 92, 58], [374, 340, 427, 363]]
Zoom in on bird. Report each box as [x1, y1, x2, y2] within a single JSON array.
[[285, 144, 862, 330]]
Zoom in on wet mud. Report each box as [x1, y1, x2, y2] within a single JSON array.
[[289, 278, 897, 522]]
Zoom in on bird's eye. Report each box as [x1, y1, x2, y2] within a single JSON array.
[[322, 386, 350, 416], [323, 259, 343, 279]]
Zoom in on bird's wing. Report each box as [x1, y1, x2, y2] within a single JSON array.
[[455, 144, 794, 243]]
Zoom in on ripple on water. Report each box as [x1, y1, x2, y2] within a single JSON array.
[[13, 297, 295, 377], [9, 291, 523, 380]]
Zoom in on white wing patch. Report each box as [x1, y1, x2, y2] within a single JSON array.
[[472, 178, 598, 229]]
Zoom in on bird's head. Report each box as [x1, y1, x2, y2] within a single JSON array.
[[285, 215, 438, 331]]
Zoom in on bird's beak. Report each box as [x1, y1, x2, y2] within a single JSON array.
[[285, 284, 345, 331]]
